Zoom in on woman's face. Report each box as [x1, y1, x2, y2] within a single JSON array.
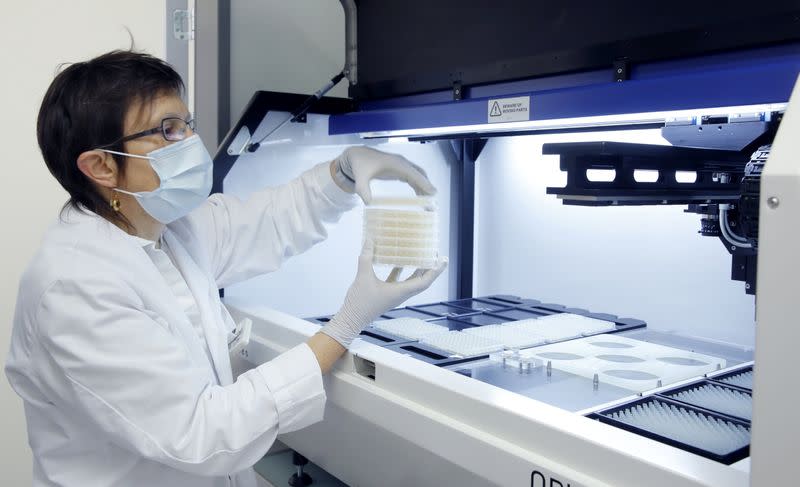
[[118, 93, 192, 193]]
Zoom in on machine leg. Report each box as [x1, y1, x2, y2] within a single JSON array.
[[288, 451, 313, 486]]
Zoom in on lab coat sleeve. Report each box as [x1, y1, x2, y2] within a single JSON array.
[[187, 161, 357, 288], [35, 278, 326, 476]]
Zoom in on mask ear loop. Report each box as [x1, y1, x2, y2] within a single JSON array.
[[97, 149, 152, 160], [96, 149, 154, 199]]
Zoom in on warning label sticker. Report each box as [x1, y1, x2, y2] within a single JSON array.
[[487, 96, 530, 123]]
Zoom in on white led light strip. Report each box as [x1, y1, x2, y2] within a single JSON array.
[[359, 103, 787, 138]]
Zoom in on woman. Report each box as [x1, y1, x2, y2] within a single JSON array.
[[5, 50, 445, 487]]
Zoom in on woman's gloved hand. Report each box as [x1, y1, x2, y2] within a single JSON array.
[[320, 239, 448, 347], [333, 146, 436, 204]]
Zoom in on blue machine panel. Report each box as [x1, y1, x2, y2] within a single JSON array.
[[329, 45, 800, 136]]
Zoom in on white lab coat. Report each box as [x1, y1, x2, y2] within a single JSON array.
[[5, 162, 356, 487]]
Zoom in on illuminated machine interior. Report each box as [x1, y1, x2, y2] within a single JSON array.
[[216, 3, 800, 485]]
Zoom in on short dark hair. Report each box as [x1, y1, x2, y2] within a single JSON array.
[[37, 50, 185, 229]]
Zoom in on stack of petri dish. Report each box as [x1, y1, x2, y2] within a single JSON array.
[[363, 196, 439, 268]]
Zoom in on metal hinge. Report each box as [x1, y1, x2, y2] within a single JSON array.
[[452, 81, 463, 101], [613, 59, 630, 82], [728, 112, 764, 123], [172, 9, 194, 41]]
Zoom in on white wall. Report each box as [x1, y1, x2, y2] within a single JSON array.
[[0, 2, 166, 483], [229, 0, 347, 120], [474, 131, 756, 347]]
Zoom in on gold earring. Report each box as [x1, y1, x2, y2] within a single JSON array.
[[110, 192, 121, 212]]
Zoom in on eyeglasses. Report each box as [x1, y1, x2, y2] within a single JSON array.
[[100, 117, 196, 148]]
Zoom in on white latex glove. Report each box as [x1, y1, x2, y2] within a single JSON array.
[[334, 146, 436, 204], [321, 239, 448, 347]]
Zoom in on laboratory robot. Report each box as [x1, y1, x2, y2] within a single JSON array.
[[207, 2, 800, 485]]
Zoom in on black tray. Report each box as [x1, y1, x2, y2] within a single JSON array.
[[708, 365, 754, 391], [593, 396, 750, 464], [658, 380, 752, 422]]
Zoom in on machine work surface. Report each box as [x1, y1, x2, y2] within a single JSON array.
[[306, 294, 755, 464]]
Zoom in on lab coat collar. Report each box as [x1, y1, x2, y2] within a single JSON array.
[[125, 233, 161, 249], [65, 205, 161, 249]]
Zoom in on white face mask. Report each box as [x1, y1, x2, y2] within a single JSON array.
[[99, 134, 213, 224]]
